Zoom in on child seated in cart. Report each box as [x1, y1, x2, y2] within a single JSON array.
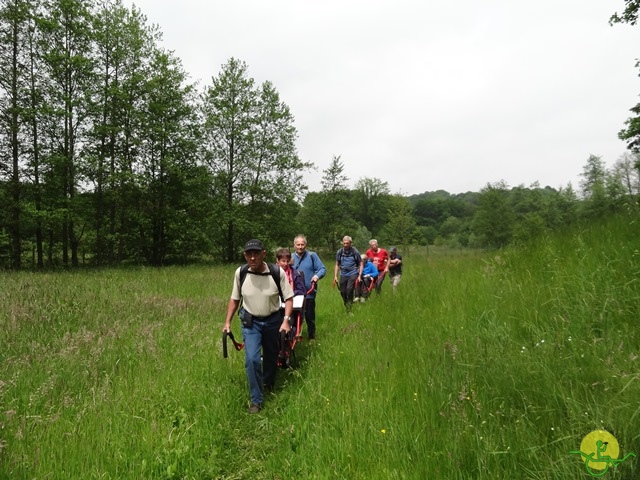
[[354, 255, 378, 302], [276, 248, 307, 337]]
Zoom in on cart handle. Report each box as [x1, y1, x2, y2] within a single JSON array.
[[222, 330, 244, 358], [306, 280, 317, 295]]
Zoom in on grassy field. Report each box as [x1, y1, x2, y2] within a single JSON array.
[[1, 214, 639, 479]]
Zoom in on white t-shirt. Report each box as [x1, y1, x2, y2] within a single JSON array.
[[231, 264, 294, 317]]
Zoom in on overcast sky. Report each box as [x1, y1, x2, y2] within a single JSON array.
[[126, 0, 640, 195]]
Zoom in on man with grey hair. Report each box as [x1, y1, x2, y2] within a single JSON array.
[[333, 236, 363, 312], [365, 239, 389, 294], [292, 234, 326, 340]]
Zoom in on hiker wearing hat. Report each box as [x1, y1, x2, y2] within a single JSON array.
[[388, 246, 403, 292], [223, 239, 294, 414]]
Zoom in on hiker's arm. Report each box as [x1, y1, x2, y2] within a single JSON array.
[[223, 299, 240, 332], [313, 254, 326, 282], [280, 297, 293, 332]]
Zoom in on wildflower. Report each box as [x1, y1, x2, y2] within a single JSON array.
[[380, 429, 386, 434]]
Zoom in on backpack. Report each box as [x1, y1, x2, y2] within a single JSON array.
[[238, 263, 285, 303], [292, 251, 318, 293], [292, 269, 307, 296], [337, 247, 361, 267]]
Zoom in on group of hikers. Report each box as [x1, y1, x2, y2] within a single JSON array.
[[333, 236, 403, 310], [222, 234, 403, 414]]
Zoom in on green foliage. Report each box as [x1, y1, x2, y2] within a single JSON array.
[[350, 224, 372, 251], [0, 1, 311, 269], [611, 5, 640, 156], [320, 154, 348, 192], [610, 0, 640, 25], [411, 190, 476, 228], [613, 152, 640, 195], [199, 58, 310, 261], [418, 225, 437, 245], [472, 181, 515, 248], [2, 1, 640, 271], [618, 100, 640, 153], [297, 156, 357, 252], [351, 176, 391, 236], [379, 194, 422, 246]]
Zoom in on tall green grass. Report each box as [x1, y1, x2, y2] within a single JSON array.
[[1, 214, 639, 479]]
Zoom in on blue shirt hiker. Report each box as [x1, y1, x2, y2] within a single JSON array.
[[292, 235, 326, 340]]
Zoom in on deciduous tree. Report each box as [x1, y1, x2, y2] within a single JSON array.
[[352, 176, 390, 235], [380, 194, 420, 247], [37, 0, 97, 267], [200, 58, 308, 261], [0, 0, 32, 269], [472, 181, 514, 248], [297, 155, 356, 251]]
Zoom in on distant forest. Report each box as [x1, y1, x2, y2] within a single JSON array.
[[1, 0, 639, 269]]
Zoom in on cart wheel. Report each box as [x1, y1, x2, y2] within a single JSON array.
[[278, 330, 292, 369]]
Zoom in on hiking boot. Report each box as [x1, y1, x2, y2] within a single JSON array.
[[248, 403, 262, 414]]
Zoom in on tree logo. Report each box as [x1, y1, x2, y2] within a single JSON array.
[[569, 429, 636, 476]]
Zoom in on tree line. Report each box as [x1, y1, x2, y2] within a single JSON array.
[[412, 153, 639, 249], [302, 153, 639, 253], [1, 0, 639, 270], [0, 0, 310, 269]]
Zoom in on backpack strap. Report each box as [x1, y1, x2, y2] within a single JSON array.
[[294, 251, 318, 274], [310, 251, 317, 272], [267, 263, 285, 303], [337, 247, 358, 266], [293, 251, 304, 271], [239, 264, 250, 291]]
